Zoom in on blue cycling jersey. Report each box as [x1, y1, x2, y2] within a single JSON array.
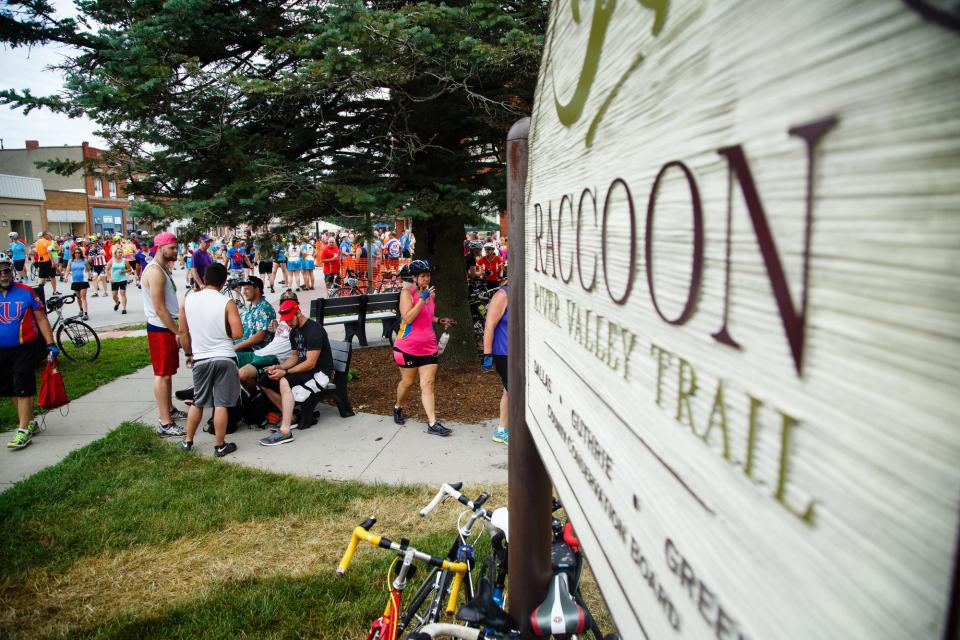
[[0, 283, 43, 347], [9, 241, 26, 262]]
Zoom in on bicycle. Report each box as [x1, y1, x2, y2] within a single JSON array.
[[376, 270, 405, 293], [416, 487, 616, 640], [222, 276, 247, 309], [44, 293, 101, 361], [327, 272, 364, 297], [396, 483, 499, 635], [337, 516, 470, 640]]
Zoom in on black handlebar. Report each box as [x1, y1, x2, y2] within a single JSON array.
[[360, 516, 376, 530], [45, 293, 76, 310]]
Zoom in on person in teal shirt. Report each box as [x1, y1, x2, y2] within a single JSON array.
[[7, 232, 27, 282], [68, 247, 90, 320], [107, 246, 130, 314]]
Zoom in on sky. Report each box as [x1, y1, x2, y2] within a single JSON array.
[[0, 1, 107, 150]]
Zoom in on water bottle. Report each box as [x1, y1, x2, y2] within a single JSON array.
[[438, 331, 450, 354]]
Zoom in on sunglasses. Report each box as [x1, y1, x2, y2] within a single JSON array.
[[0, 268, 13, 275]]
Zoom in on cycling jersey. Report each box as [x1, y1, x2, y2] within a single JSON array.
[[227, 247, 247, 269], [0, 283, 43, 348], [8, 241, 26, 262], [35, 238, 51, 263], [493, 285, 508, 356], [394, 286, 437, 356], [69, 259, 87, 283], [87, 245, 107, 267]]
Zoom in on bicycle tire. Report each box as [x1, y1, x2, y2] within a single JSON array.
[[57, 319, 101, 361]]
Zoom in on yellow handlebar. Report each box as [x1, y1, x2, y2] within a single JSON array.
[[337, 525, 382, 575], [338, 521, 469, 616]]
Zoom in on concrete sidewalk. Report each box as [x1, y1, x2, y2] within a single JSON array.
[[1, 362, 507, 492]]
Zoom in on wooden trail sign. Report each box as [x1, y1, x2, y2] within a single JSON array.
[[521, 1, 960, 638]]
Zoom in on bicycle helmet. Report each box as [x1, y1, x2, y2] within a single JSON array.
[[407, 259, 434, 276], [7, 232, 17, 238], [468, 240, 483, 250], [483, 242, 496, 250], [0, 252, 10, 265]]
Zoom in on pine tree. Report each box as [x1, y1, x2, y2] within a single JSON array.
[[1, 0, 546, 366]]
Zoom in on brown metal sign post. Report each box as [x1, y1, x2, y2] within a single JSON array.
[[506, 116, 553, 634]]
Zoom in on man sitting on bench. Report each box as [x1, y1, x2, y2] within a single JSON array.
[[258, 297, 334, 447], [237, 289, 297, 393]]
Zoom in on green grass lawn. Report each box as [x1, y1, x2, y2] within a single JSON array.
[[0, 424, 616, 639], [0, 336, 151, 431]]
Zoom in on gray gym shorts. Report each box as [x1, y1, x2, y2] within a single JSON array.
[[192, 357, 241, 408]]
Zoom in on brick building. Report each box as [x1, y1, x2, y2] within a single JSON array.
[[0, 140, 132, 237]]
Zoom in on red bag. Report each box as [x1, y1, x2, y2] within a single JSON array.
[[39, 357, 69, 410]]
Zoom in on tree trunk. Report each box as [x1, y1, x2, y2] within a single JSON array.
[[426, 213, 477, 369]]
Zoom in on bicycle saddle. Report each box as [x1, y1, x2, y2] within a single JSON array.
[[529, 572, 589, 636], [456, 577, 515, 631]]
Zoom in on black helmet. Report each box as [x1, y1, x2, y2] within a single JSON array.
[[407, 259, 434, 276]]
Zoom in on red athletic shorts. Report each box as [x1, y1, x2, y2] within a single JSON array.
[[147, 327, 179, 376]]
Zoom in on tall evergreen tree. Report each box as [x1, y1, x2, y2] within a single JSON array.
[[0, 0, 546, 366]]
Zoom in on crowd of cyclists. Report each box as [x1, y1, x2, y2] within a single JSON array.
[[2, 223, 510, 451]]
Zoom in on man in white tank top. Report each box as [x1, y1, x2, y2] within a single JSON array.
[[142, 232, 187, 437], [179, 263, 243, 457]]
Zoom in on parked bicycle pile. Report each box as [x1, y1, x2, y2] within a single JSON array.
[[337, 482, 619, 640]]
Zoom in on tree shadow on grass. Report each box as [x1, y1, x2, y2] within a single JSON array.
[[63, 570, 387, 640]]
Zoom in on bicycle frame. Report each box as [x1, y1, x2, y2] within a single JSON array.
[[366, 548, 416, 640], [338, 517, 470, 639], [400, 483, 500, 632]]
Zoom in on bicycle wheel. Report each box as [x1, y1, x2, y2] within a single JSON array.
[[57, 320, 101, 361]]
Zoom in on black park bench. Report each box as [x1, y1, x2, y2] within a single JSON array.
[[296, 338, 356, 428], [309, 291, 401, 347]]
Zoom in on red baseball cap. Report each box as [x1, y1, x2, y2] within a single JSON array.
[[279, 300, 300, 322]]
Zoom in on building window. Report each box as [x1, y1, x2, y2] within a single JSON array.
[[109, 180, 117, 198], [93, 179, 103, 197]]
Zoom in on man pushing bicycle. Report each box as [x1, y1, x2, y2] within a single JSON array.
[[0, 253, 58, 449]]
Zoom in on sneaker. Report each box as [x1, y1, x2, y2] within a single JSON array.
[[269, 422, 298, 433], [6, 428, 32, 450], [114, 301, 120, 311], [492, 427, 509, 444], [169, 407, 188, 420], [83, 313, 89, 321], [122, 310, 127, 314], [427, 421, 452, 437], [179, 440, 193, 451], [260, 431, 294, 446], [25, 418, 43, 435], [214, 442, 238, 457], [92, 292, 99, 297], [393, 405, 406, 425], [156, 422, 186, 437]]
